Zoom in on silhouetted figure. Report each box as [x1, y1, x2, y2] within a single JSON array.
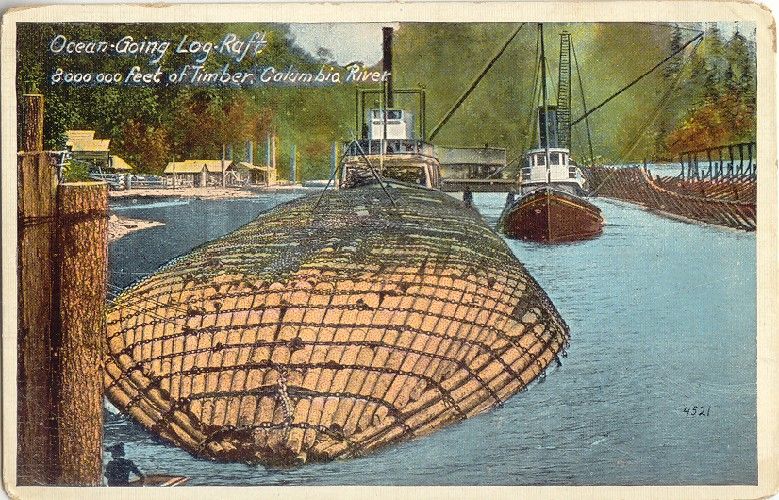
[[105, 442, 144, 486]]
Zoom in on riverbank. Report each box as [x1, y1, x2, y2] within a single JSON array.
[[108, 214, 164, 242], [108, 185, 311, 200]]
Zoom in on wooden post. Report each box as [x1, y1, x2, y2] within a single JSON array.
[[221, 143, 227, 187], [504, 192, 515, 210], [53, 182, 108, 485], [463, 189, 473, 207], [271, 135, 277, 172], [330, 142, 338, 179], [17, 93, 58, 485], [290, 144, 297, 184]]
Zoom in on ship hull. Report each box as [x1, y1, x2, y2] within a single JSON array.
[[500, 187, 603, 243], [105, 183, 569, 466]]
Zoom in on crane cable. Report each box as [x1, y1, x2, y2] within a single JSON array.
[[617, 37, 703, 163], [588, 37, 703, 195], [571, 31, 704, 127], [571, 40, 595, 165], [428, 23, 526, 141]]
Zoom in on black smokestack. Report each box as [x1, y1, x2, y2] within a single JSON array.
[[382, 26, 394, 108], [538, 106, 559, 148]]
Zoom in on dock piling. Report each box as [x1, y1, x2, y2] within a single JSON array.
[[17, 93, 58, 485], [331, 142, 338, 179], [17, 93, 109, 486], [463, 189, 473, 207], [53, 182, 108, 485], [290, 144, 297, 184]]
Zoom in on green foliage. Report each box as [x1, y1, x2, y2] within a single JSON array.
[[64, 159, 92, 182], [16, 22, 756, 175]]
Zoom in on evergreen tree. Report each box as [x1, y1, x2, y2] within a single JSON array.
[[662, 25, 684, 79], [701, 23, 726, 102]]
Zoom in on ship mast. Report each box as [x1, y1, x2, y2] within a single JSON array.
[[539, 23, 552, 184]]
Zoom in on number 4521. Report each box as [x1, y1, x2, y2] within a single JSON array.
[[683, 406, 711, 416]]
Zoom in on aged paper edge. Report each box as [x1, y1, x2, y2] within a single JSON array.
[[1, 2, 776, 499]]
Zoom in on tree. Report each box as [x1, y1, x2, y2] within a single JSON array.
[[117, 120, 172, 173], [662, 25, 684, 79]]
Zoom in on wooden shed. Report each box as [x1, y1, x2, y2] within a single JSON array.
[[230, 161, 278, 186], [65, 130, 111, 172], [108, 155, 134, 173], [163, 160, 228, 187]]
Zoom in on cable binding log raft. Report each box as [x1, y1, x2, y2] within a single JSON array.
[[104, 184, 569, 465], [583, 155, 756, 231], [104, 25, 570, 467]]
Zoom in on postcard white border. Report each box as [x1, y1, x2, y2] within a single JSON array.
[[1, 2, 776, 499]]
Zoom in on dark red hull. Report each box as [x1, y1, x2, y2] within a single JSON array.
[[500, 188, 603, 243]]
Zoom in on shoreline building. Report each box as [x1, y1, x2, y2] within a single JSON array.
[[163, 159, 278, 187], [230, 161, 278, 187], [65, 130, 134, 175], [65, 129, 110, 172], [163, 160, 228, 187]]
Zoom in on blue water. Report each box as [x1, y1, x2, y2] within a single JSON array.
[[105, 191, 756, 485]]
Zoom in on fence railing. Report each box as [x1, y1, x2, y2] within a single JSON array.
[[89, 172, 165, 190], [678, 142, 757, 180]]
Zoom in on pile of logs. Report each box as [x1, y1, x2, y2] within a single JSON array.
[[585, 166, 756, 231]]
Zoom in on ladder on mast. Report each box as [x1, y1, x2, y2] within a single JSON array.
[[556, 32, 572, 150]]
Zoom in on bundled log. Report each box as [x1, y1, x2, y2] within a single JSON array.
[[585, 166, 756, 231], [105, 183, 569, 465]]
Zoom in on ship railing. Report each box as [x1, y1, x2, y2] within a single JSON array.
[[345, 139, 437, 160]]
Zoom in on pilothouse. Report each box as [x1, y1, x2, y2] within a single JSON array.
[[340, 27, 442, 190], [522, 146, 587, 196]]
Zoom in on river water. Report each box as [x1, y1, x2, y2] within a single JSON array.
[[105, 190, 756, 486]]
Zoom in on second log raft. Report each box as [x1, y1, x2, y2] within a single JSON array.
[[105, 183, 569, 465]]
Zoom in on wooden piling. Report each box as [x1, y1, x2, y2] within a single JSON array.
[[290, 144, 297, 184], [17, 93, 109, 486], [463, 189, 473, 207], [53, 182, 108, 485], [17, 93, 57, 485]]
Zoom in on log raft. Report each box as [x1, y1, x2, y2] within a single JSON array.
[[584, 166, 756, 231], [105, 183, 569, 466]]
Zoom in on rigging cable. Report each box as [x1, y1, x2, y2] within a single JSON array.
[[428, 23, 525, 141], [571, 40, 595, 165], [571, 31, 704, 126], [588, 37, 703, 195], [524, 30, 543, 150], [618, 37, 703, 163], [643, 22, 704, 34]]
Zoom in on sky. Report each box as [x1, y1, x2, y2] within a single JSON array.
[[287, 23, 391, 66]]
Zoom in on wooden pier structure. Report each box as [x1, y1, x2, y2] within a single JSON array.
[[677, 142, 757, 180], [440, 178, 521, 193], [17, 94, 109, 486]]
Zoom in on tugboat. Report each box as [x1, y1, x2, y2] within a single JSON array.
[[500, 24, 603, 243]]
